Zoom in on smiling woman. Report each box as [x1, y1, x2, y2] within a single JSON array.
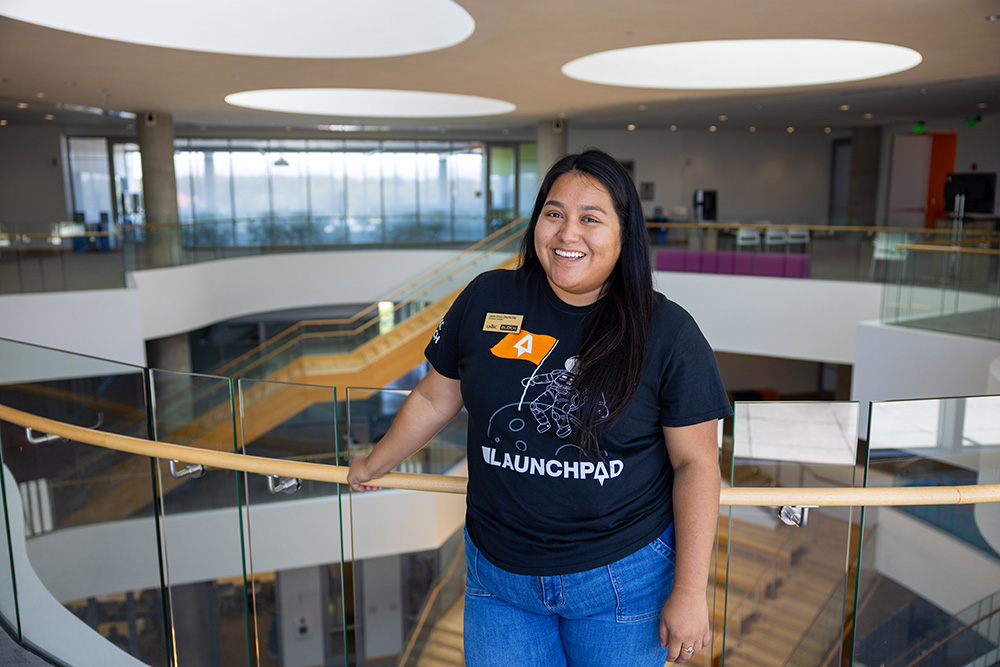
[[349, 148, 733, 665]]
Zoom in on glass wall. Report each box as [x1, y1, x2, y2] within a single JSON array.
[[67, 137, 535, 248], [168, 139, 531, 246]]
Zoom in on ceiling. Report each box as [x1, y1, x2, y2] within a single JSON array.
[[1, 0, 999, 137]]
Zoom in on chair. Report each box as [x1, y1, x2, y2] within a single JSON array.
[[734, 226, 761, 251], [787, 228, 810, 252], [869, 232, 911, 280], [762, 224, 789, 251]]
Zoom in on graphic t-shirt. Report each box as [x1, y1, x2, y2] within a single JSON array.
[[425, 265, 732, 575]]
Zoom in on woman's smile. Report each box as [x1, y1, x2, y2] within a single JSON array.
[[534, 172, 622, 306]]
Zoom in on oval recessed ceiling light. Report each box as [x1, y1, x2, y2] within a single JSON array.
[[563, 39, 922, 89], [0, 0, 474, 58], [226, 88, 515, 118]]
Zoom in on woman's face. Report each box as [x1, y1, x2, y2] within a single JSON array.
[[534, 172, 623, 306]]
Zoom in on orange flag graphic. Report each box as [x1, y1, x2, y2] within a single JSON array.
[[490, 330, 558, 365]]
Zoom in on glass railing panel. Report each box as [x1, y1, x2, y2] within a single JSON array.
[[0, 337, 167, 665], [236, 378, 348, 666], [345, 387, 467, 667], [0, 231, 127, 294], [723, 401, 860, 667], [147, 369, 252, 667], [648, 221, 1000, 291], [855, 395, 1000, 667], [882, 244, 1000, 341]]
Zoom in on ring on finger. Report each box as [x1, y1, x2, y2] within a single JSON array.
[[684, 647, 694, 654]]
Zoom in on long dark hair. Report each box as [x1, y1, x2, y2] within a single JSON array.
[[520, 149, 654, 452]]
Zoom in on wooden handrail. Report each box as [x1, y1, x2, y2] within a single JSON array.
[[3, 403, 999, 506], [645, 221, 1000, 239], [896, 243, 1000, 256]]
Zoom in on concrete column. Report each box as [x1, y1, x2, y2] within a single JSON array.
[[170, 582, 221, 664], [145, 332, 192, 374], [847, 126, 882, 226], [136, 111, 181, 267], [358, 555, 403, 662], [536, 119, 569, 184], [146, 332, 194, 417]]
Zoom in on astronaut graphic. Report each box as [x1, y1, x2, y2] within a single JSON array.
[[483, 353, 620, 485], [522, 356, 582, 438]]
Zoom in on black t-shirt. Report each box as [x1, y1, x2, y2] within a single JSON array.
[[425, 265, 732, 575]]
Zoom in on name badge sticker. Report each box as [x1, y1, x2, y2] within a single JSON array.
[[483, 313, 523, 334]]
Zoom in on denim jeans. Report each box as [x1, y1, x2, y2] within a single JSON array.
[[463, 524, 676, 666]]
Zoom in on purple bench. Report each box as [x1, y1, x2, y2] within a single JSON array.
[[655, 249, 810, 278]]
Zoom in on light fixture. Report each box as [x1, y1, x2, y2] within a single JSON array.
[[226, 88, 515, 118], [626, 124, 636, 131], [839, 104, 851, 111], [0, 0, 474, 58], [274, 155, 290, 167], [43, 114, 54, 120], [863, 112, 874, 119], [638, 104, 647, 111], [562, 39, 922, 89], [749, 126, 757, 133], [669, 125, 678, 131], [824, 127, 832, 134], [16, 102, 27, 109], [718, 114, 728, 121], [709, 125, 718, 132], [0, 120, 7, 126], [786, 126, 795, 133]]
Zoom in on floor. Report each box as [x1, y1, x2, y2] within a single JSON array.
[[0, 623, 56, 666]]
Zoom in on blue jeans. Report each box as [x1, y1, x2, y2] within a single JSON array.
[[463, 525, 676, 666]]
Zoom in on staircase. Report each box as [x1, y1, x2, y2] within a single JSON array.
[[416, 597, 465, 667], [719, 512, 851, 667]]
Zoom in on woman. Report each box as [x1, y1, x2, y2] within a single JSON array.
[[348, 149, 732, 665]]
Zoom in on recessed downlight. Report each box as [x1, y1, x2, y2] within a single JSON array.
[[0, 0, 474, 58], [563, 39, 922, 89], [225, 88, 515, 118]]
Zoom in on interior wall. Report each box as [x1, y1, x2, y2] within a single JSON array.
[[570, 127, 834, 224], [654, 271, 884, 365], [852, 321, 1000, 436], [128, 249, 459, 340], [876, 112, 1000, 221], [0, 290, 146, 371], [0, 125, 71, 231]]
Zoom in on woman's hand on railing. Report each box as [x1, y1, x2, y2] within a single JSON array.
[[347, 454, 383, 492]]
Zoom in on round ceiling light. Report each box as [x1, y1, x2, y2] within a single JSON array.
[[226, 89, 516, 118], [562, 39, 922, 89], [0, 0, 474, 58]]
